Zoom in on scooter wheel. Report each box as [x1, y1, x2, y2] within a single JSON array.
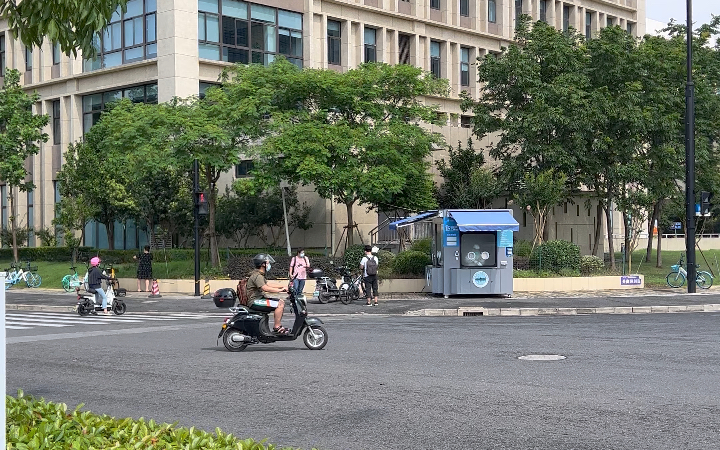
[[223, 329, 248, 352], [340, 292, 352, 305], [317, 291, 330, 304], [303, 325, 328, 350], [77, 302, 91, 316], [113, 302, 127, 315]]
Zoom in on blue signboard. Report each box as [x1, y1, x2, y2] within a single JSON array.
[[620, 275, 642, 286], [443, 216, 459, 247], [497, 229, 514, 248]]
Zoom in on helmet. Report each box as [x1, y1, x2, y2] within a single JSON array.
[[252, 253, 276, 269], [90, 257, 101, 266]]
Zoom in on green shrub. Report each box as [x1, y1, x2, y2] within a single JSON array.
[[531, 240, 581, 273], [409, 238, 431, 255], [393, 250, 431, 276], [557, 268, 581, 277], [7, 391, 307, 450], [343, 244, 366, 269], [513, 240, 533, 257], [580, 255, 605, 275]]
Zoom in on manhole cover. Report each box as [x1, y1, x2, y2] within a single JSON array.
[[518, 354, 566, 361]]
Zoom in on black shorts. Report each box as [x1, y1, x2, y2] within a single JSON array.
[[363, 275, 379, 298]]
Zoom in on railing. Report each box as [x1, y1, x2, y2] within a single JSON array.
[[369, 215, 433, 248]]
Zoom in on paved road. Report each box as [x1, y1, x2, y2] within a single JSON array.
[[7, 312, 720, 449]]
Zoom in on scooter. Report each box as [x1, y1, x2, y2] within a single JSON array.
[[217, 280, 328, 352], [75, 280, 127, 316], [313, 265, 356, 304]]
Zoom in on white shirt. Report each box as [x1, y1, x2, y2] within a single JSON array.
[[360, 255, 378, 277]]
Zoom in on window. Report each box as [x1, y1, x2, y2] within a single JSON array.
[[52, 100, 61, 145], [431, 0, 440, 10], [84, 0, 157, 72], [364, 27, 376, 63], [563, 5, 570, 32], [53, 42, 61, 65], [460, 115, 472, 128], [27, 190, 34, 247], [199, 0, 303, 68], [199, 81, 220, 98], [460, 47, 470, 86], [539, 0, 547, 23], [460, 233, 497, 267], [585, 11, 592, 40], [25, 46, 33, 71], [488, 0, 496, 23], [0, 34, 4, 76], [627, 21, 634, 35], [327, 20, 341, 65], [82, 84, 158, 133], [430, 41, 441, 79], [235, 160, 254, 177], [399, 34, 410, 65], [607, 17, 614, 27], [515, 0, 523, 23], [460, 0, 469, 17]]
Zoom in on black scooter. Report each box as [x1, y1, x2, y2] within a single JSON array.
[[216, 281, 328, 352], [314, 265, 357, 304]]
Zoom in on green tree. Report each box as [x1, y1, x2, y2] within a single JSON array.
[[514, 170, 567, 249], [435, 139, 501, 209], [0, 69, 48, 262], [248, 61, 448, 248], [1, 0, 128, 57]]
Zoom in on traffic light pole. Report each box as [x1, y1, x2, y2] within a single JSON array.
[[193, 159, 201, 296], [685, 0, 696, 293]]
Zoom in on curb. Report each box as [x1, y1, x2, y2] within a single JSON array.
[[410, 304, 720, 317], [7, 304, 77, 313]]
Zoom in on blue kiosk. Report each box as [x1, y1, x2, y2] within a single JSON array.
[[390, 209, 520, 297]]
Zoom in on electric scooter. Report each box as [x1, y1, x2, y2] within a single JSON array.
[[217, 279, 328, 352], [313, 265, 357, 304], [75, 279, 127, 316]]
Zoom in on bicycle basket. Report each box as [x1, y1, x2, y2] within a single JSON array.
[[670, 264, 680, 272]]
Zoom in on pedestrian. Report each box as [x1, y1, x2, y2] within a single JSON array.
[[360, 245, 379, 306], [288, 247, 310, 297], [133, 245, 153, 292]]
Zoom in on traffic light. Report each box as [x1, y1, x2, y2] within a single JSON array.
[[196, 191, 209, 216], [701, 191, 712, 217]]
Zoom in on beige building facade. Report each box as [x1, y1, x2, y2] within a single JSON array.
[[0, 0, 645, 254]]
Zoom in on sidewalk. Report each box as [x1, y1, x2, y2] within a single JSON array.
[[3, 287, 720, 317]]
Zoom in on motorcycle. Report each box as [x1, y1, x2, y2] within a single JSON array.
[[216, 280, 328, 352], [75, 279, 127, 316], [313, 265, 360, 304]]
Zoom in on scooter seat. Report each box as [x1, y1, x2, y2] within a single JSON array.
[[248, 299, 276, 313]]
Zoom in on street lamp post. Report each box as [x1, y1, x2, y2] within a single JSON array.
[[685, 0, 696, 293]]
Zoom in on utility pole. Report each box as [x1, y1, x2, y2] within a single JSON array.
[[193, 159, 201, 296], [685, 0, 696, 293]]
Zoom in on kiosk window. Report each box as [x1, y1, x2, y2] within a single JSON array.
[[461, 233, 496, 267]]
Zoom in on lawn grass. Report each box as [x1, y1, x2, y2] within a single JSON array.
[[623, 249, 720, 287]]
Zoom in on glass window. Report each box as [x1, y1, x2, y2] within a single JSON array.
[[126, 0, 143, 17], [460, 0, 469, 17], [460, 47, 469, 86], [0, 34, 5, 76], [460, 233, 497, 267], [199, 0, 219, 14], [53, 42, 61, 65], [431, 0, 440, 10], [26, 46, 33, 71], [82, 84, 158, 134], [626, 21, 634, 35], [364, 28, 376, 63], [398, 34, 410, 65], [235, 160, 254, 177], [251, 4, 276, 23], [563, 5, 570, 32], [328, 20, 341, 65], [586, 11, 592, 40], [278, 10, 302, 29], [488, 0, 496, 23], [52, 100, 61, 145], [199, 43, 221, 59], [515, 0, 523, 23], [279, 29, 302, 58], [607, 17, 614, 27], [146, 0, 157, 12], [430, 41, 441, 79], [222, 0, 247, 18], [540, 0, 547, 22]]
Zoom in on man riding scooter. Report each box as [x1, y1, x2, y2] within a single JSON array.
[[87, 256, 112, 315], [246, 254, 290, 334]]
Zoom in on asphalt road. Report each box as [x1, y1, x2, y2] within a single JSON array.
[[7, 312, 720, 449]]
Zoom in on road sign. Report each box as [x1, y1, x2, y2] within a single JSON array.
[[671, 222, 682, 230]]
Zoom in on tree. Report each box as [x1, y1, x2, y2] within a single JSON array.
[[435, 139, 502, 209], [248, 61, 448, 248], [0, 69, 48, 262], [514, 170, 567, 249], [0, 0, 128, 58]]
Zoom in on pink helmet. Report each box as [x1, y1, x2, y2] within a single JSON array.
[[90, 257, 101, 266]]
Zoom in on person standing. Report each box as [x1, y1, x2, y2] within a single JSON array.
[[133, 245, 153, 292], [288, 248, 310, 296], [360, 245, 379, 306]]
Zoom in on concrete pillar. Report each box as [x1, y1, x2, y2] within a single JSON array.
[[156, 0, 199, 102]]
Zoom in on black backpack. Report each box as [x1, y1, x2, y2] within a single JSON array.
[[365, 256, 378, 276]]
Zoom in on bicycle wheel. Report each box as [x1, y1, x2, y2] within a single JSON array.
[[61, 274, 73, 292], [4, 280, 12, 290], [666, 271, 686, 288], [26, 273, 42, 288], [696, 271, 713, 289]]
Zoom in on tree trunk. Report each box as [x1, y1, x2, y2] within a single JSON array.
[[656, 229, 663, 268], [604, 201, 615, 270], [9, 187, 18, 263], [622, 210, 631, 272], [542, 211, 551, 242], [107, 221, 115, 250], [346, 201, 355, 247], [592, 203, 603, 256], [206, 167, 220, 267], [646, 202, 660, 262], [149, 218, 156, 249]]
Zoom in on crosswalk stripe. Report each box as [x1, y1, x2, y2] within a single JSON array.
[[6, 321, 72, 328], [7, 325, 32, 330], [6, 316, 119, 325], [6, 314, 145, 323]]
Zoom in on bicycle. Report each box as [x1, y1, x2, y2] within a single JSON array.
[[666, 255, 713, 289], [61, 265, 84, 292], [5, 261, 42, 289]]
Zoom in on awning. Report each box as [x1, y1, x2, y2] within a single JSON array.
[[448, 210, 520, 232], [388, 211, 438, 230]]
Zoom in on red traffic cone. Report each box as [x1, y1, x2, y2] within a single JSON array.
[[148, 279, 162, 298]]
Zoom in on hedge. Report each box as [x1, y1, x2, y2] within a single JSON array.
[[7, 391, 310, 450], [392, 251, 431, 276], [530, 240, 581, 273]]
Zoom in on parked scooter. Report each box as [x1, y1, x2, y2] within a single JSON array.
[[75, 280, 127, 316], [313, 265, 358, 304], [216, 280, 328, 352]]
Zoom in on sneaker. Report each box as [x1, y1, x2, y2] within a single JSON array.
[[373, 303, 378, 307], [365, 302, 372, 306]]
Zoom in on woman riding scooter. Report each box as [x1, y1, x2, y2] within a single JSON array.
[[87, 257, 112, 315]]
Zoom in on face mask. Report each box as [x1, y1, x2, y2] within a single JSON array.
[[266, 263, 271, 272], [300, 252, 305, 258]]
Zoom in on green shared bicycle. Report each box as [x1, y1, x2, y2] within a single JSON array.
[[61, 265, 85, 292]]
